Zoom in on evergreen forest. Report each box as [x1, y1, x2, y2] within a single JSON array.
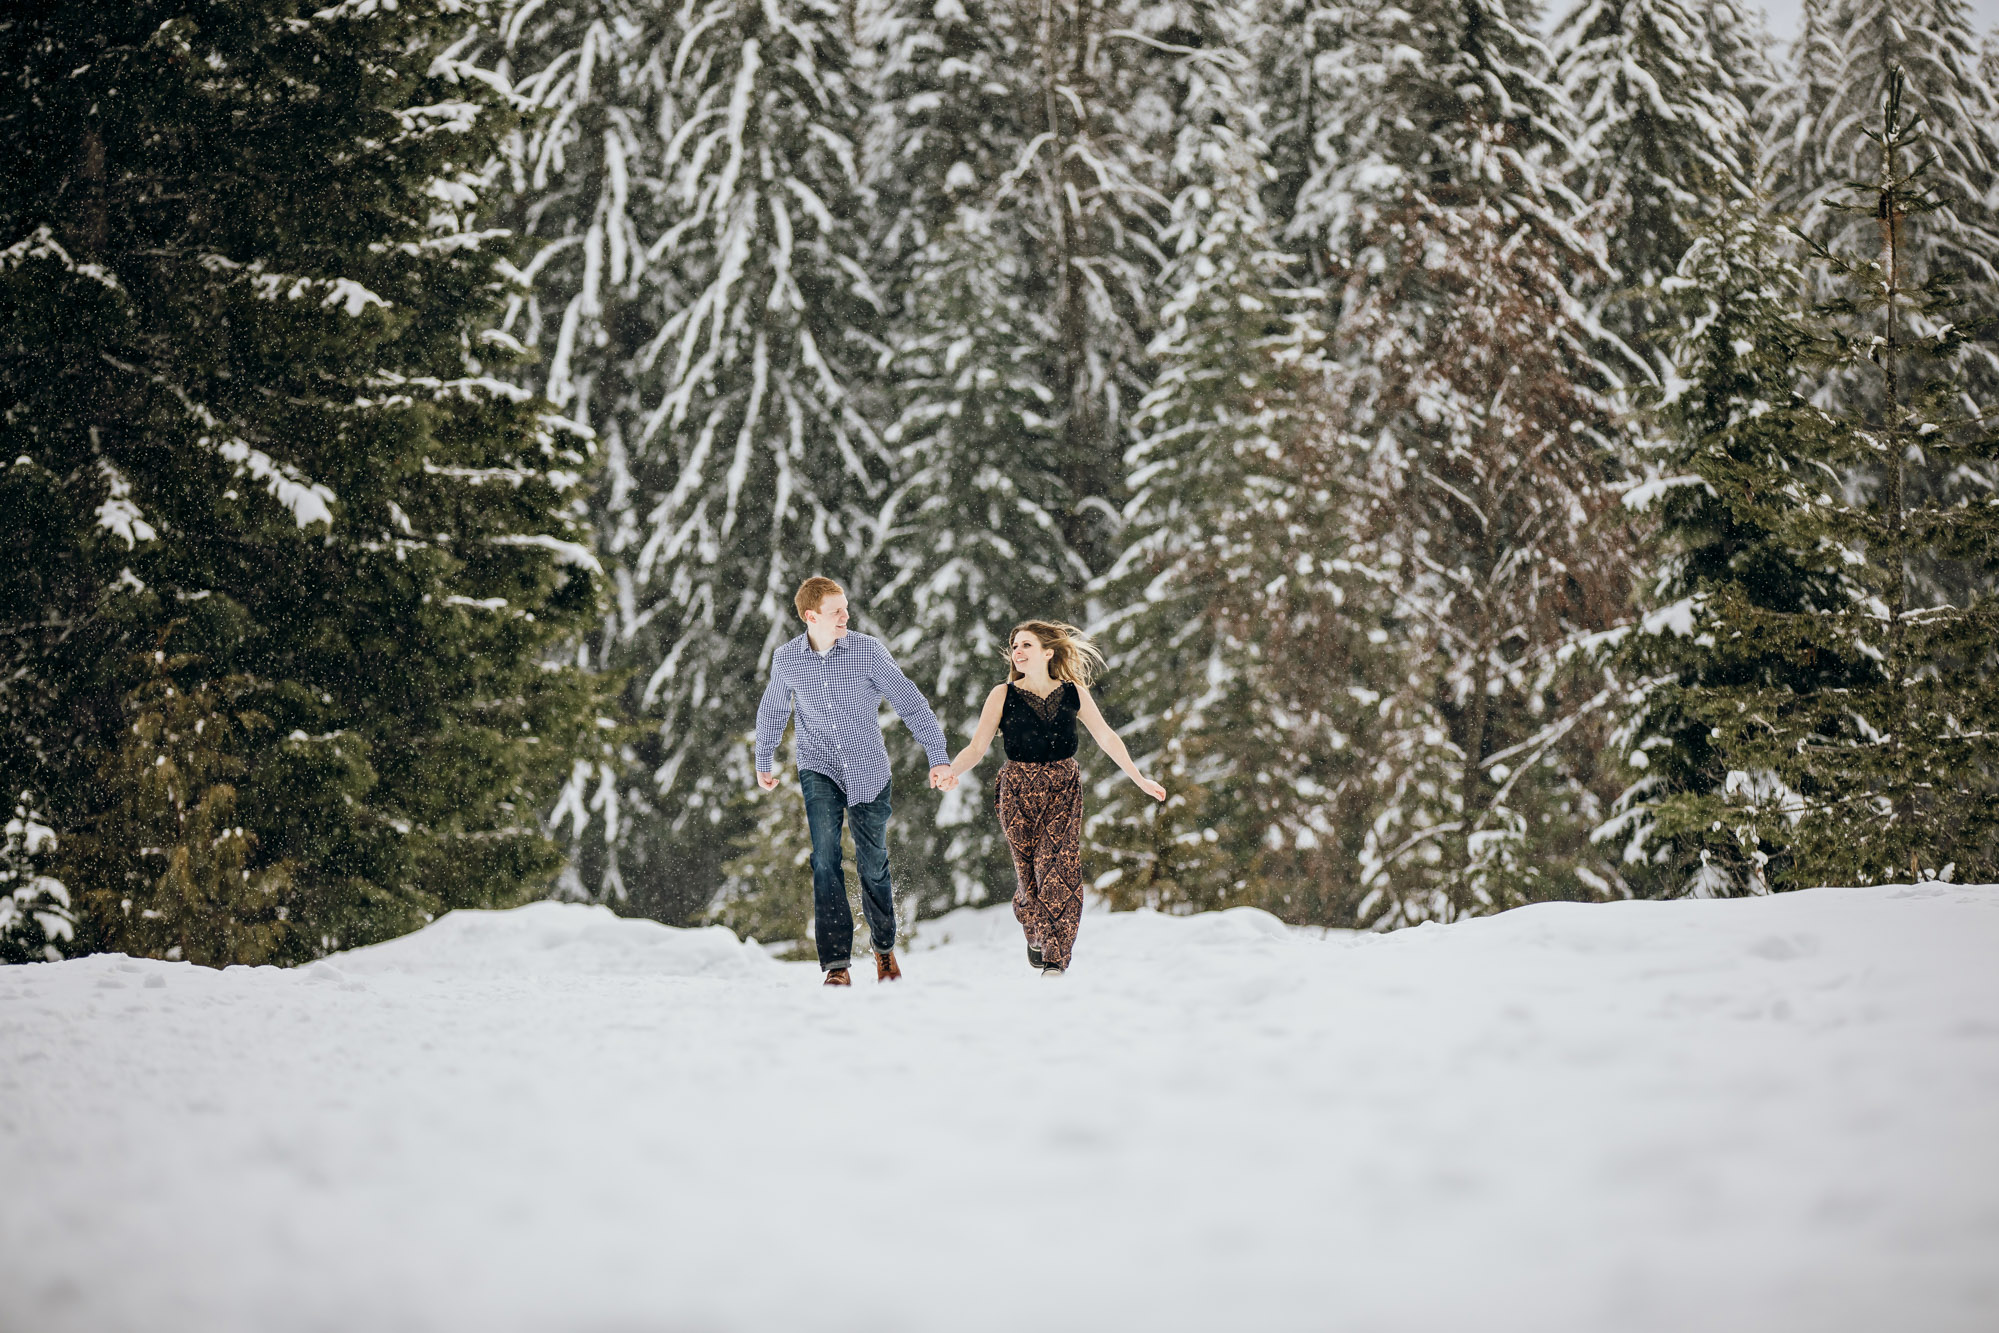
[[5, 0, 1996, 964]]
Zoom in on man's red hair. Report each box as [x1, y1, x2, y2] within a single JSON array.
[[794, 576, 845, 622]]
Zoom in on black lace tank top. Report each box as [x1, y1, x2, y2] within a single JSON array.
[[999, 681, 1080, 763]]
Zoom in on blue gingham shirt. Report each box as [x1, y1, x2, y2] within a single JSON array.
[[754, 632, 950, 806]]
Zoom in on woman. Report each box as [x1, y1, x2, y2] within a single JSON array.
[[939, 621, 1165, 975]]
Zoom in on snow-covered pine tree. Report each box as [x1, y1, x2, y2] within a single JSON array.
[[1764, 0, 1999, 376], [1284, 0, 1583, 264], [1601, 203, 1848, 896], [1626, 74, 1999, 889], [1271, 0, 1639, 924], [1761, 3, 1999, 629], [495, 1, 673, 911], [862, 0, 1035, 280], [857, 0, 1175, 911], [1761, 0, 1839, 202], [855, 0, 1073, 910], [1096, 12, 1283, 914], [1255, 0, 1346, 277], [1552, 0, 1769, 353], [1, 1, 605, 963], [1092, 1, 1377, 919], [499, 0, 887, 922], [1260, 0, 1611, 261], [708, 784, 830, 956], [1331, 160, 1639, 924], [1702, 0, 1781, 132], [0, 793, 70, 964]]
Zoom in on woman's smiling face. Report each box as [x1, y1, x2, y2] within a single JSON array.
[[1011, 631, 1048, 672]]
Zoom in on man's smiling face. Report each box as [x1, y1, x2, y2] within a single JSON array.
[[805, 592, 849, 641]]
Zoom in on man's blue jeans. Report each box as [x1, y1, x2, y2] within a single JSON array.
[[799, 769, 895, 971]]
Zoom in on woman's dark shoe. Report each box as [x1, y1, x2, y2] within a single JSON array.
[[823, 967, 852, 987], [1041, 965, 1065, 978], [1027, 943, 1045, 970], [875, 950, 902, 982]]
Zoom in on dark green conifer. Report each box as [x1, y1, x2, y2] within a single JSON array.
[[1619, 72, 1999, 891], [1606, 204, 1849, 894], [0, 1, 605, 962], [63, 654, 301, 966]]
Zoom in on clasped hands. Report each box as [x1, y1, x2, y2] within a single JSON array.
[[758, 767, 957, 791], [763, 765, 1158, 799]]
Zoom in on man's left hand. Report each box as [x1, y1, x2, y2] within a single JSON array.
[[929, 765, 957, 791]]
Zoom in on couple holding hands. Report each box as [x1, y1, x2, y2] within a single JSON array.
[[754, 577, 1166, 986]]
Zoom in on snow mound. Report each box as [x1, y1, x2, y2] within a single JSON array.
[[327, 900, 774, 978], [6, 884, 1996, 1333]]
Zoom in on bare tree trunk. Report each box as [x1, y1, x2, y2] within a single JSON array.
[[80, 128, 106, 254], [1453, 582, 1496, 918], [1877, 73, 1914, 869]]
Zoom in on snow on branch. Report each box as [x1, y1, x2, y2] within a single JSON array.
[[1105, 28, 1246, 68], [321, 278, 392, 316], [1622, 473, 1715, 511], [120, 365, 340, 529], [488, 533, 604, 574], [3, 225, 122, 291], [397, 101, 484, 136], [95, 459, 157, 547], [536, 412, 593, 443], [215, 439, 336, 528], [422, 459, 539, 485], [195, 255, 391, 315], [372, 372, 537, 404], [550, 759, 620, 845], [428, 28, 528, 108], [313, 0, 477, 21], [1638, 596, 1705, 638]]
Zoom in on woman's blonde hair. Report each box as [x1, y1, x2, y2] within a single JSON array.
[[1006, 621, 1104, 686]]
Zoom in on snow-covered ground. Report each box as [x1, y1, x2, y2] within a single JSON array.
[[3, 884, 1996, 1333]]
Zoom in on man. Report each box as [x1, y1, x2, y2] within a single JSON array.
[[754, 576, 955, 986]]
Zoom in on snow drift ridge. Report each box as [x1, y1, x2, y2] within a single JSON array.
[[325, 900, 776, 978]]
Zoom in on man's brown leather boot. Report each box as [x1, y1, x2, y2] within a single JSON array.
[[875, 950, 902, 982], [823, 967, 852, 987]]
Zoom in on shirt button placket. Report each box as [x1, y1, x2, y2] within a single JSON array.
[[825, 660, 841, 773]]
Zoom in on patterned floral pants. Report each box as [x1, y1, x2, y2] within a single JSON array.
[[996, 758, 1084, 969]]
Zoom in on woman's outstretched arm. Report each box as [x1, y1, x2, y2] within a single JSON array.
[[940, 684, 1009, 790], [1075, 684, 1166, 801]]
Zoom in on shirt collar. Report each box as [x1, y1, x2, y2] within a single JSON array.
[[799, 631, 851, 657]]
